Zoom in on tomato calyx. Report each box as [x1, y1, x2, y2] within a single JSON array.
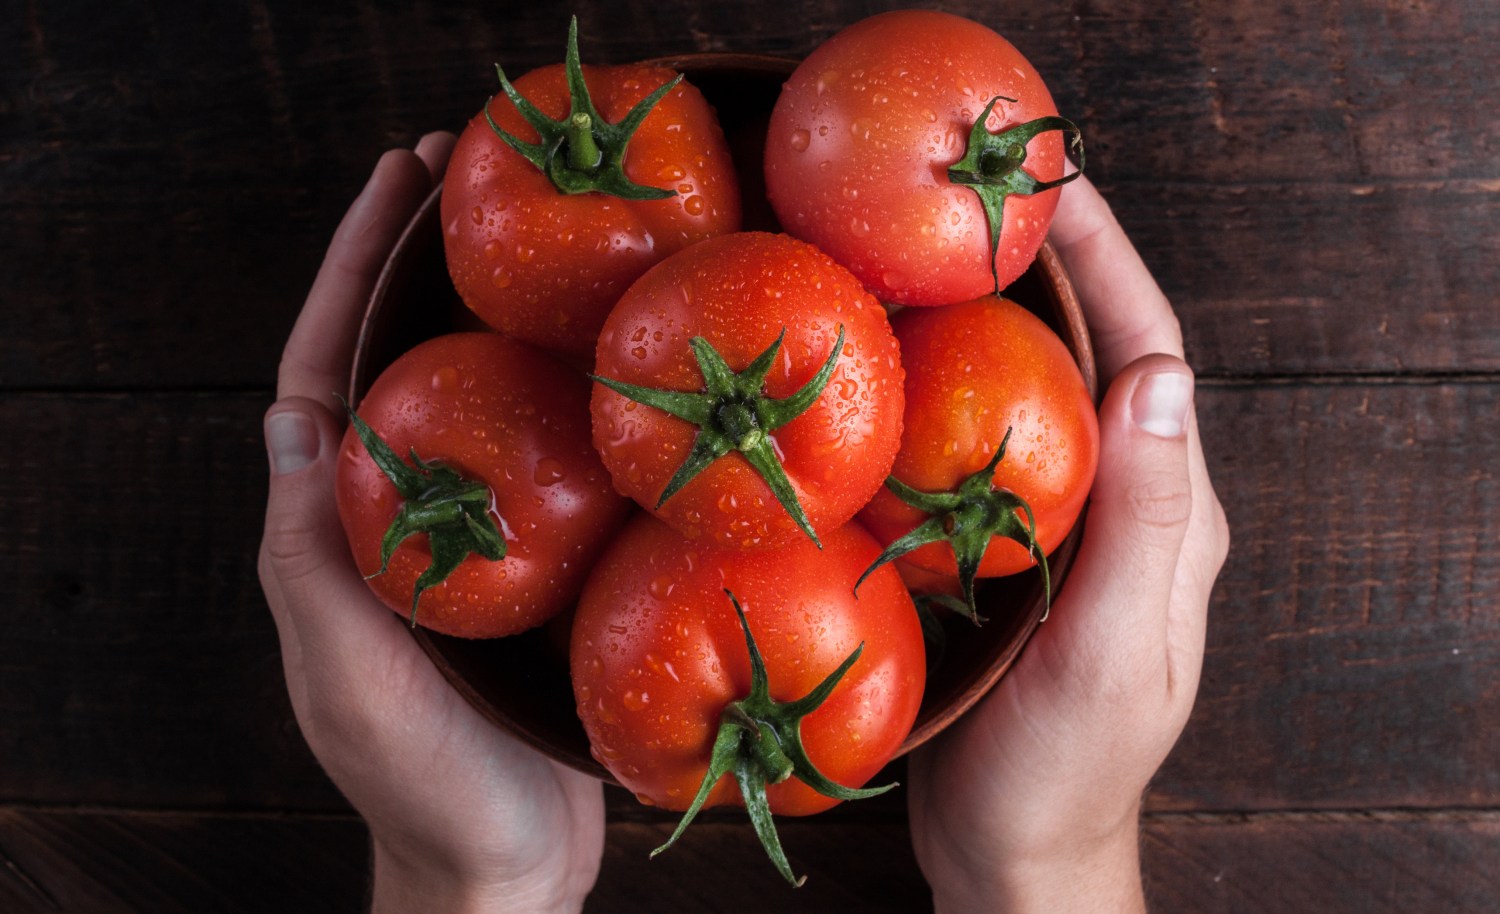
[[592, 325, 846, 547], [485, 16, 682, 201], [651, 590, 893, 887], [948, 98, 1084, 295], [856, 428, 1050, 622], [342, 400, 506, 627]]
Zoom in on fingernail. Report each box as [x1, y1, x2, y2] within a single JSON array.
[[1131, 370, 1193, 439], [266, 409, 320, 475]]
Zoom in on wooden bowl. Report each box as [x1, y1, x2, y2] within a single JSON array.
[[349, 54, 1096, 782]]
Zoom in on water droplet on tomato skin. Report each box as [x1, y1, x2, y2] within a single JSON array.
[[622, 690, 650, 712], [470, 206, 484, 225], [533, 457, 566, 487], [648, 575, 675, 600], [430, 366, 460, 391], [788, 128, 811, 152]]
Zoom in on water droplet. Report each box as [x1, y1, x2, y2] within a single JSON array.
[[788, 128, 811, 152], [483, 240, 503, 260], [534, 457, 566, 486], [683, 194, 705, 216], [431, 366, 459, 391], [470, 206, 484, 225], [622, 690, 649, 711], [490, 267, 512, 289], [648, 575, 674, 599]]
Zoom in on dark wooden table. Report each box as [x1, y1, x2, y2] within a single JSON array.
[[3, 2, 1496, 911]]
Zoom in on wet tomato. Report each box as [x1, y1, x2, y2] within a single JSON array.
[[765, 10, 1079, 306], [591, 231, 904, 550], [442, 20, 740, 358], [336, 332, 632, 638]]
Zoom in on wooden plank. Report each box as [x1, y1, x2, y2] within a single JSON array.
[[0, 808, 368, 914], [0, 392, 344, 811], [1142, 812, 1500, 913], [1, 808, 1496, 913], [0, 383, 1495, 813], [1157, 381, 1500, 810], [2, 2, 1495, 390], [1122, 180, 1500, 377]]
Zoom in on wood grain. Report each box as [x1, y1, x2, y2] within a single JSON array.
[[2, 2, 1494, 389], [2, 808, 1495, 913]]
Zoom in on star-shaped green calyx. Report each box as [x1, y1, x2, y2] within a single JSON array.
[[650, 590, 893, 887], [855, 428, 1050, 624], [341, 400, 506, 627], [948, 96, 1084, 294], [485, 16, 682, 200], [591, 325, 845, 548]]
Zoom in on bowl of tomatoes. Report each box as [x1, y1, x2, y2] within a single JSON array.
[[343, 10, 1097, 881]]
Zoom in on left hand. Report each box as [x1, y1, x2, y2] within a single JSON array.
[[257, 134, 605, 914]]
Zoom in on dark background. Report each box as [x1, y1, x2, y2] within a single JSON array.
[[2, 1, 1497, 911]]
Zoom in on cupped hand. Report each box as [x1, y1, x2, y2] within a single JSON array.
[[257, 135, 605, 914], [908, 176, 1231, 913]]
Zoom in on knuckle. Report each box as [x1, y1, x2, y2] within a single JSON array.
[[1123, 471, 1193, 532], [261, 510, 338, 588]]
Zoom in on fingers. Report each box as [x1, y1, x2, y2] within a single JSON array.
[[278, 135, 453, 412], [1051, 354, 1197, 684], [1049, 176, 1183, 382]]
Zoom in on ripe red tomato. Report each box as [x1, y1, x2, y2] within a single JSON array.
[[442, 23, 741, 359], [591, 231, 904, 550], [335, 332, 632, 638], [764, 10, 1078, 306], [858, 296, 1098, 602], [571, 512, 925, 881]]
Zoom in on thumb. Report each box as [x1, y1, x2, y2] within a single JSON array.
[[1057, 354, 1196, 643], [258, 397, 366, 635]]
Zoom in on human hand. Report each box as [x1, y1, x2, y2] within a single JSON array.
[[907, 176, 1231, 913], [257, 135, 605, 914]]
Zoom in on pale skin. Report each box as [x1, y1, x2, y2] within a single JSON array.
[[258, 135, 1228, 912]]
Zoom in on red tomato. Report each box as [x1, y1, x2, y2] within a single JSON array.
[[591, 231, 904, 549], [765, 10, 1077, 306], [442, 25, 740, 358], [858, 296, 1098, 588], [336, 332, 632, 638], [570, 513, 924, 879]]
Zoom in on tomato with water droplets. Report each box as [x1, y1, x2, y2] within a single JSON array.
[[857, 296, 1098, 613], [336, 332, 632, 638], [764, 10, 1080, 306], [442, 21, 741, 359], [570, 512, 925, 882], [590, 231, 904, 550]]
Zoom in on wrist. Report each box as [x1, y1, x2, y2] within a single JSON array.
[[369, 839, 586, 914], [929, 811, 1145, 914]]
